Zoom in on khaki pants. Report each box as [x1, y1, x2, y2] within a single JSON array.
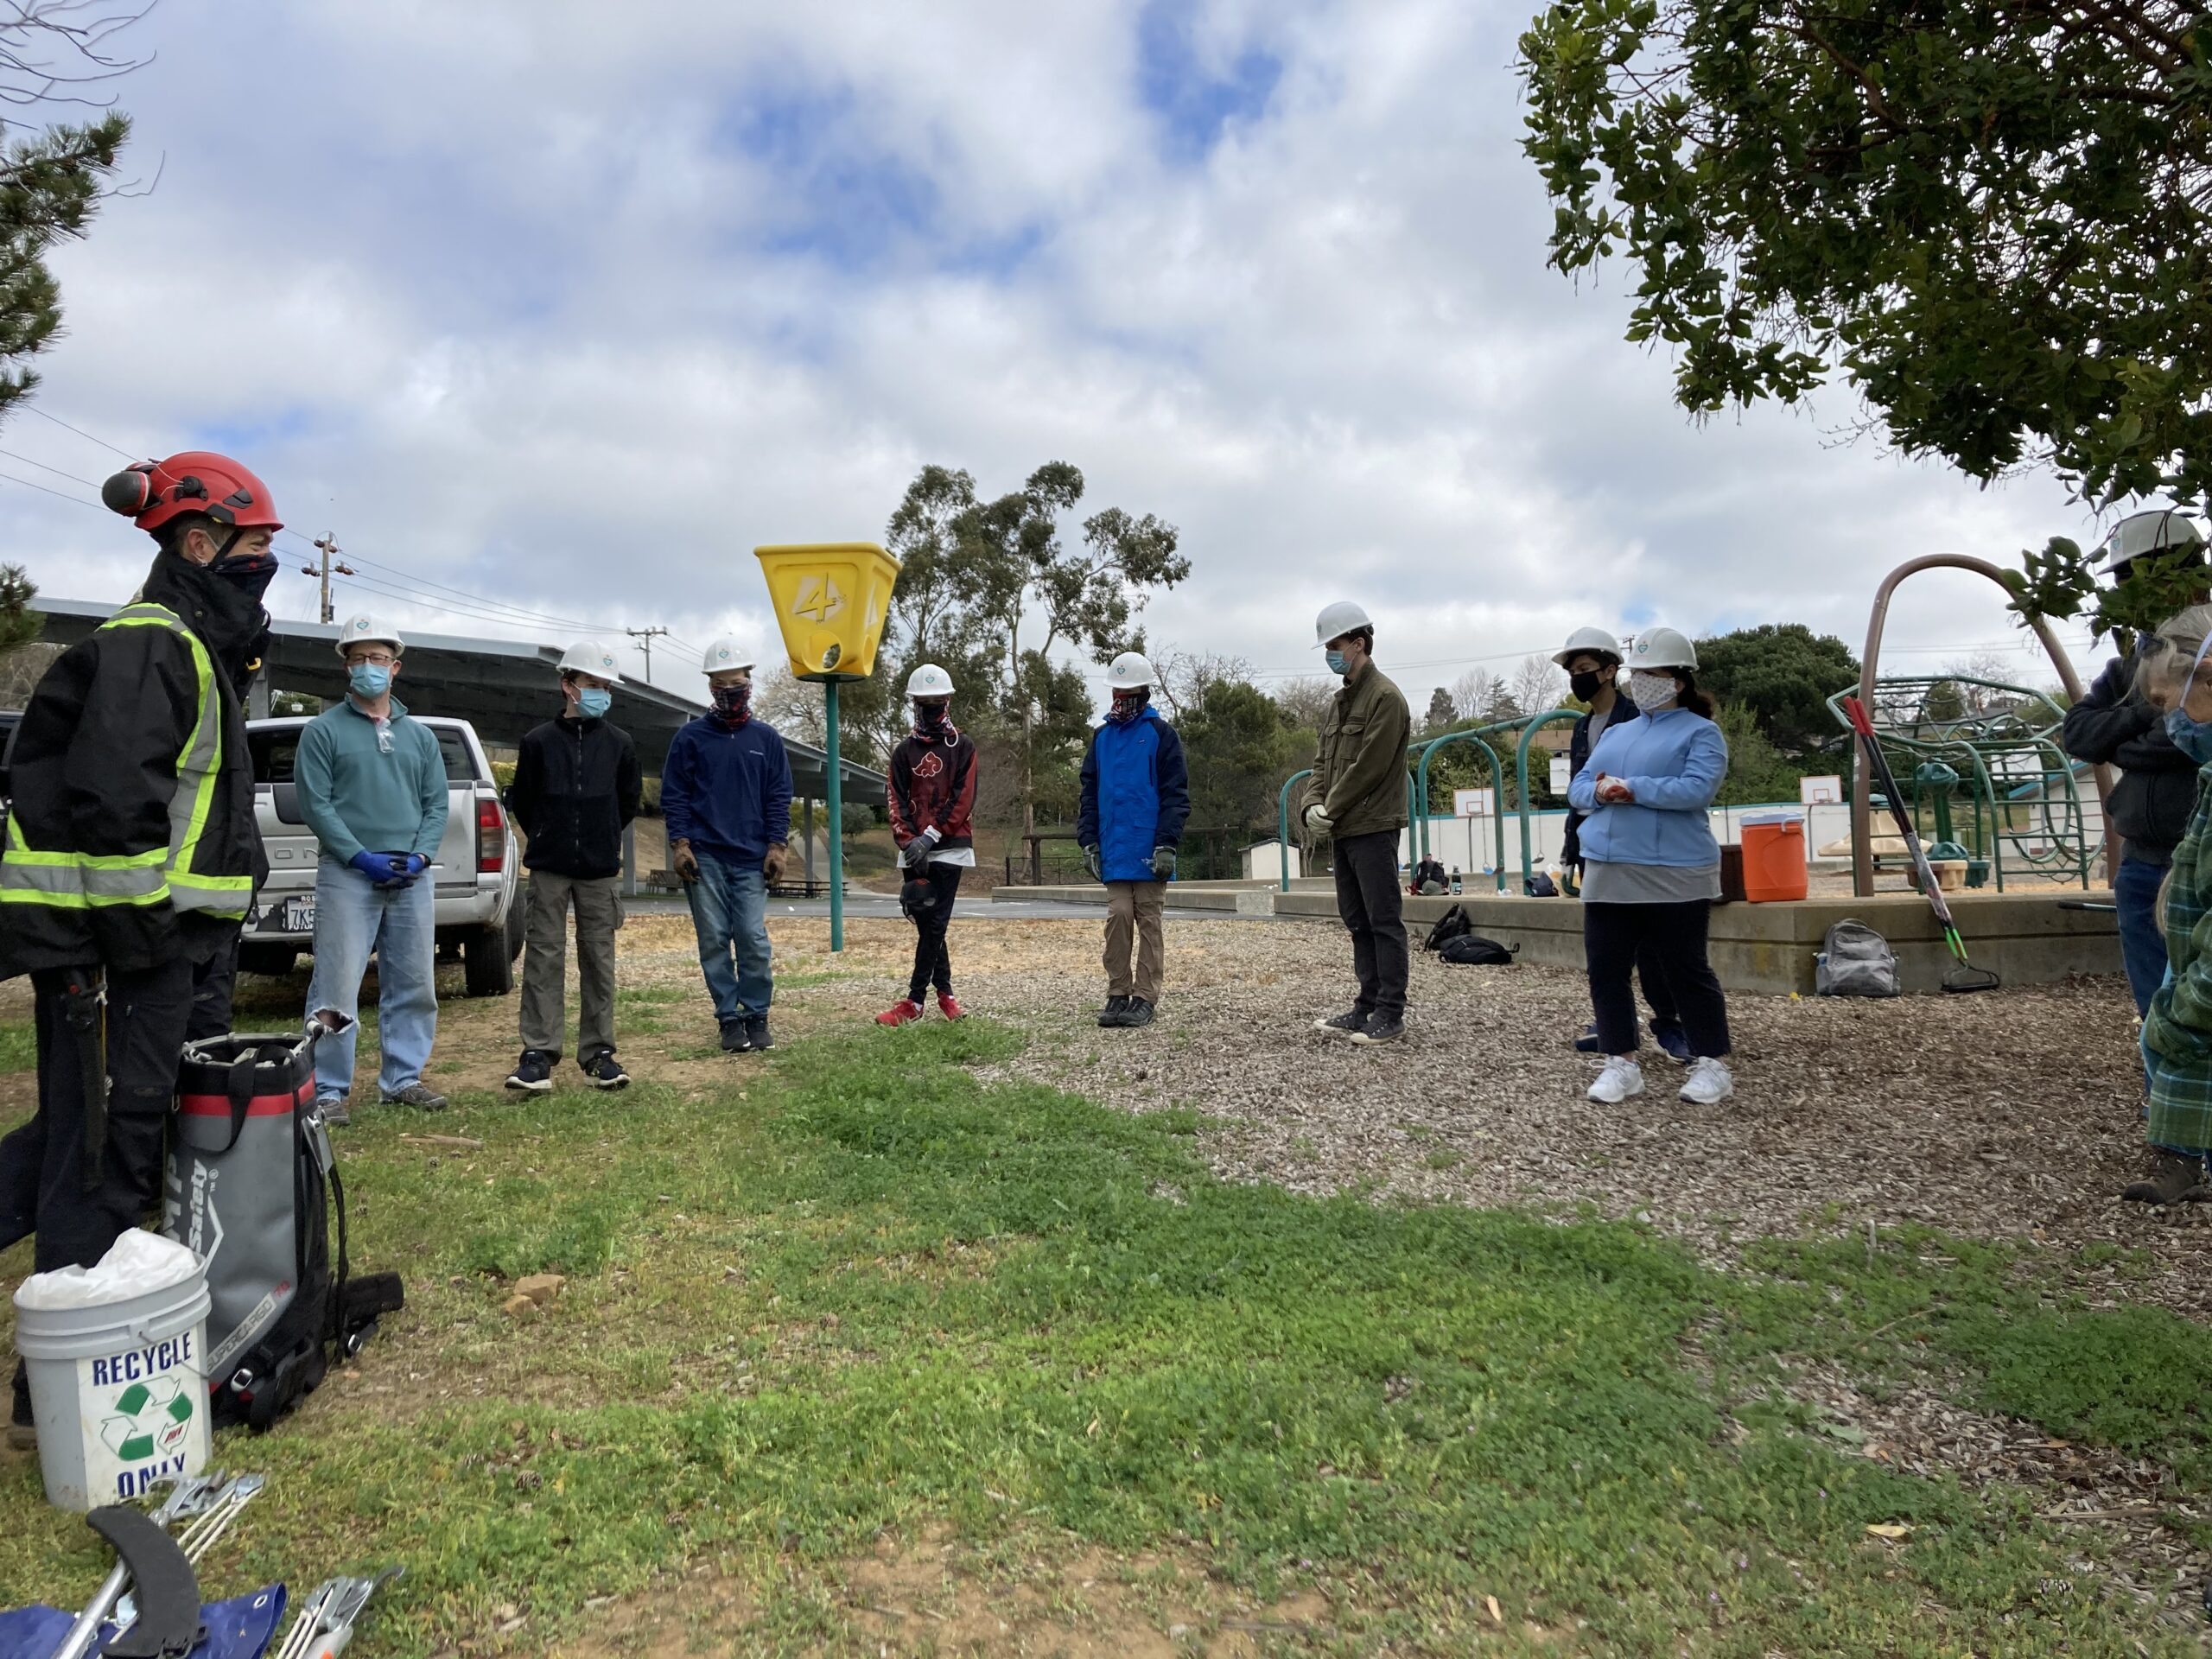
[[519, 871, 624, 1061], [1103, 880, 1166, 1003]]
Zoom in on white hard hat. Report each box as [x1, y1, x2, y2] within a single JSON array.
[[906, 663, 955, 698], [558, 638, 622, 679], [1626, 625, 1698, 672], [1107, 652, 1155, 690], [1314, 600, 1371, 648], [334, 613, 403, 658], [2100, 507, 2207, 570], [702, 635, 755, 675], [1553, 626, 1626, 669]]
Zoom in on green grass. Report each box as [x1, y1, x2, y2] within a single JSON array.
[[0, 1020, 32, 1074], [0, 1020, 2207, 1655]]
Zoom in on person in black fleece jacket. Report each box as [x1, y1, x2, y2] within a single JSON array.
[[2063, 511, 2211, 1019], [502, 640, 642, 1092]]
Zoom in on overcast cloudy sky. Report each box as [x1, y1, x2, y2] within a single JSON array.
[[0, 0, 2133, 705]]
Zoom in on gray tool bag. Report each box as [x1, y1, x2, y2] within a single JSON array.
[[162, 1014, 403, 1431], [1815, 919, 1903, 998]]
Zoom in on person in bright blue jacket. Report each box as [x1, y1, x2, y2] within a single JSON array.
[[1567, 626, 1737, 1109], [662, 637, 791, 1055], [1077, 653, 1190, 1029]]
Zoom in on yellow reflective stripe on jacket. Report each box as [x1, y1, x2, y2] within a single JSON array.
[[0, 604, 239, 917]]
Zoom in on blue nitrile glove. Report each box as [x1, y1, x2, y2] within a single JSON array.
[[402, 853, 430, 881], [1150, 846, 1177, 880], [348, 849, 406, 888]]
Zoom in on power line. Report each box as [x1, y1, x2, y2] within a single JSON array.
[[0, 447, 101, 488], [20, 403, 136, 459], [0, 468, 107, 512]]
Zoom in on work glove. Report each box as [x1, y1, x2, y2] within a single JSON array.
[[1303, 804, 1333, 837], [1083, 844, 1103, 882], [1149, 846, 1177, 880], [763, 843, 789, 886], [902, 826, 939, 870], [671, 839, 701, 884], [348, 849, 407, 889]]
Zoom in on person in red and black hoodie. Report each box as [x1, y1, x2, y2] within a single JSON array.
[[878, 664, 979, 1026]]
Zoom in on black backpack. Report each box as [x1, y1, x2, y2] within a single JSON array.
[[1439, 934, 1519, 966], [168, 1026, 404, 1431], [1422, 904, 1475, 952]]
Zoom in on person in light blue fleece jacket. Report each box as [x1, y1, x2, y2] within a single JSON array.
[[296, 614, 451, 1120], [1567, 626, 1736, 1109]]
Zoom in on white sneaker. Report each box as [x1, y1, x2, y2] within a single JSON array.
[[1680, 1057, 1734, 1104], [1587, 1058, 1644, 1104]]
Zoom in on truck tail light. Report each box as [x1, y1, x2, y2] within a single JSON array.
[[477, 799, 504, 873]]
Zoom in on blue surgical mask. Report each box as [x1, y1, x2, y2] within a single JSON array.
[[577, 688, 612, 719], [1325, 649, 1349, 677], [348, 663, 391, 698], [2168, 706, 2212, 765]]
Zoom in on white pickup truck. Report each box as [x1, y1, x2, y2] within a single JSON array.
[[238, 715, 525, 995]]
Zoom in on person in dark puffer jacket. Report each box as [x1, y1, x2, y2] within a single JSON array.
[[503, 639, 643, 1093]]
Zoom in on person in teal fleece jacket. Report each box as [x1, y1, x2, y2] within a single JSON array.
[[296, 618, 451, 1118]]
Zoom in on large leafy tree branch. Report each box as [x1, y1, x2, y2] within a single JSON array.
[[1518, 0, 2212, 505], [1, 2, 150, 423]]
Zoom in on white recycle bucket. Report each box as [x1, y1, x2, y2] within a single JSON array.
[[13, 1230, 212, 1511]]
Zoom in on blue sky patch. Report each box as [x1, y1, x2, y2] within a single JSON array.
[[1137, 3, 1281, 162]]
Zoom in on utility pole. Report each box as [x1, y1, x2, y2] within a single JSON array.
[[626, 626, 670, 680], [303, 533, 354, 625]]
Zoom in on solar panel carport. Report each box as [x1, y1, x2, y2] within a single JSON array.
[[29, 599, 885, 810]]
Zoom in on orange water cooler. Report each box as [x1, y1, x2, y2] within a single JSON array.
[[1738, 812, 1808, 903]]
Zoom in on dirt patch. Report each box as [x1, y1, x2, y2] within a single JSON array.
[[545, 1535, 1372, 1658]]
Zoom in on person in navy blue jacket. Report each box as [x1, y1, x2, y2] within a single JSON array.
[[1567, 626, 1735, 1109], [1077, 652, 1190, 1029], [661, 637, 791, 1054]]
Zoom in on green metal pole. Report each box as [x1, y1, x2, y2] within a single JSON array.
[[825, 677, 843, 952]]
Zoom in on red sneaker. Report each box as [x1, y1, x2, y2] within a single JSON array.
[[875, 998, 925, 1027], [937, 994, 968, 1020]]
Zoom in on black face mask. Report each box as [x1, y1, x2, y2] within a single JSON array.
[[207, 551, 278, 604], [1569, 670, 1605, 702], [913, 700, 950, 734]]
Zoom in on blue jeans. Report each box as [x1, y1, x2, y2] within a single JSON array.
[[2114, 855, 2168, 1019], [686, 855, 771, 1024], [305, 858, 439, 1099]]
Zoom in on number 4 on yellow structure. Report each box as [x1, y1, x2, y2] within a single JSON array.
[[791, 575, 846, 623]]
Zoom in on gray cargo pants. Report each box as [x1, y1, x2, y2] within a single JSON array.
[[518, 871, 624, 1062]]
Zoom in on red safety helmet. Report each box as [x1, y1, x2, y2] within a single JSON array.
[[101, 451, 283, 536]]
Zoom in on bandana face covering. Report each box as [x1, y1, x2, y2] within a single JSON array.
[[913, 700, 950, 736], [712, 682, 752, 723], [1109, 690, 1147, 724]]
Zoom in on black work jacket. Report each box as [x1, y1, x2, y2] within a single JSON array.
[[0, 551, 269, 976], [505, 714, 642, 879]]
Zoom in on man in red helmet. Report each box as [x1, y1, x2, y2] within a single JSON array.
[[0, 451, 278, 1447]]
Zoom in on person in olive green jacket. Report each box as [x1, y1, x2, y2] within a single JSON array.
[[1301, 601, 1414, 1044]]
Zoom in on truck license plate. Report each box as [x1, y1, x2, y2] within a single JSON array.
[[258, 897, 315, 932]]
